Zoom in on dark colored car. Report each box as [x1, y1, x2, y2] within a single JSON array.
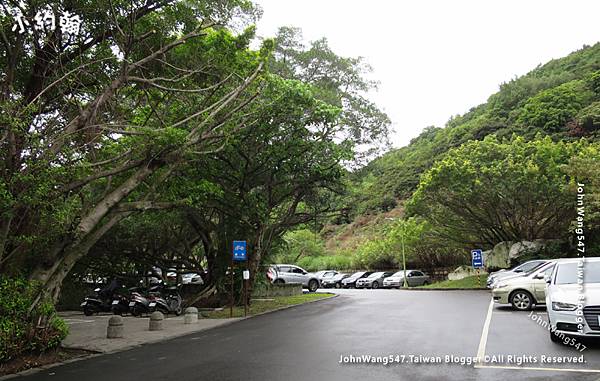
[[322, 273, 350, 288], [341, 271, 374, 288]]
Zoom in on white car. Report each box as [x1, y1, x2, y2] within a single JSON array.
[[182, 273, 204, 285], [382, 270, 430, 288], [486, 259, 548, 288], [546, 257, 600, 343], [491, 261, 555, 310], [314, 270, 339, 282], [267, 264, 321, 292]]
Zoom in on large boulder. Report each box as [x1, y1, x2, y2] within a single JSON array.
[[448, 265, 488, 281], [484, 241, 514, 270], [485, 239, 563, 270], [508, 241, 544, 259]]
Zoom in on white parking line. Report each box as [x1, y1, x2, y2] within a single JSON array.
[[476, 298, 494, 361], [475, 364, 600, 373]]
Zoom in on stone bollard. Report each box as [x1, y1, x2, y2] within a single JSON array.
[[149, 311, 164, 331], [107, 316, 124, 339], [184, 307, 198, 324]]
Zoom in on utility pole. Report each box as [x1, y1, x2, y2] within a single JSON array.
[[386, 217, 408, 288], [401, 223, 407, 288]]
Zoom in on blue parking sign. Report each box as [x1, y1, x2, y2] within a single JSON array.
[[233, 241, 247, 262], [471, 249, 483, 269]]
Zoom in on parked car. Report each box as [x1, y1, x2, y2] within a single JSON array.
[[491, 261, 556, 310], [315, 270, 339, 282], [486, 259, 549, 288], [341, 271, 373, 288], [181, 273, 204, 285], [382, 270, 430, 288], [322, 273, 350, 288], [356, 272, 395, 289], [267, 264, 321, 292], [546, 257, 600, 343]]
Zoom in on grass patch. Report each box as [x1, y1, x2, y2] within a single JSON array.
[[418, 275, 486, 289], [206, 293, 334, 318]]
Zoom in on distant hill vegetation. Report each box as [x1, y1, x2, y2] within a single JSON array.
[[346, 43, 600, 218]]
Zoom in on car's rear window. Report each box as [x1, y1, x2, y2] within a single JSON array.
[[555, 261, 600, 285]]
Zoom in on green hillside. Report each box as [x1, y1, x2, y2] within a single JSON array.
[[278, 43, 600, 272], [348, 43, 600, 217]]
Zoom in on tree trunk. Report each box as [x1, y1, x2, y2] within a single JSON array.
[[247, 225, 275, 300], [184, 283, 218, 308], [29, 210, 130, 307]]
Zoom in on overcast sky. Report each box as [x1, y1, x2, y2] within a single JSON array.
[[254, 0, 600, 148]]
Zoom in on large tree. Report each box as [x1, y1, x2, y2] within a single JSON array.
[[0, 0, 267, 304], [407, 136, 588, 247]]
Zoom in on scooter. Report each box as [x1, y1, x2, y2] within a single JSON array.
[[148, 284, 183, 316], [129, 289, 151, 317], [128, 278, 163, 317], [81, 278, 122, 316], [111, 290, 131, 315]]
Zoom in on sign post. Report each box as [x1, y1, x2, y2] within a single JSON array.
[[471, 249, 484, 288], [229, 256, 233, 318], [231, 241, 247, 318], [243, 270, 250, 317]]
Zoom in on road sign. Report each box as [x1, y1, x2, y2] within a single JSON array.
[[471, 249, 484, 268], [233, 240, 247, 262]]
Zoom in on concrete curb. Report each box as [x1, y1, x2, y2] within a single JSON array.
[[242, 292, 338, 320], [0, 293, 337, 380]]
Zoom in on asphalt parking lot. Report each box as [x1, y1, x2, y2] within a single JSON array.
[[14, 288, 600, 381]]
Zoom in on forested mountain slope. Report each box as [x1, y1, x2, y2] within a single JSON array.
[[347, 43, 600, 217], [289, 43, 600, 271]]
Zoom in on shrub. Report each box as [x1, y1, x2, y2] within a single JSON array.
[[0, 277, 68, 362], [517, 80, 593, 131], [296, 255, 354, 271]]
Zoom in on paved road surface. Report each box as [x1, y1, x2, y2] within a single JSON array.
[[14, 289, 600, 381]]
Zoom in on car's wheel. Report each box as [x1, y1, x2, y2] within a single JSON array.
[[274, 279, 285, 284], [83, 306, 94, 316], [335, 283, 341, 289], [372, 281, 380, 289], [422, 281, 430, 286], [510, 290, 534, 311], [308, 279, 319, 292]]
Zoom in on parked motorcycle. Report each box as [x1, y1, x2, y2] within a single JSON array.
[[111, 291, 131, 315], [148, 284, 183, 316], [129, 289, 151, 317], [81, 278, 122, 316], [128, 278, 163, 317]]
